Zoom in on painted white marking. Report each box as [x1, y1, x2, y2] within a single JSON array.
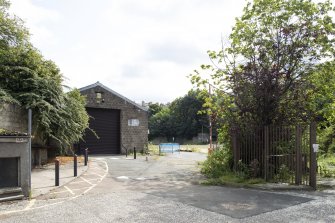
[[110, 157, 120, 160], [24, 199, 36, 210], [50, 190, 70, 194], [136, 177, 146, 181], [80, 177, 95, 186], [79, 178, 101, 182], [0, 160, 109, 217], [69, 180, 86, 184], [67, 187, 91, 191], [64, 186, 75, 195], [89, 172, 104, 178], [116, 176, 129, 180]]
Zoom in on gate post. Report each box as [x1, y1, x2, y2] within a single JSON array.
[[310, 122, 317, 190], [295, 125, 302, 185], [231, 127, 238, 172], [264, 126, 269, 181]]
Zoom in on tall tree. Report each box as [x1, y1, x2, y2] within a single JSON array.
[[191, 0, 335, 128], [148, 90, 208, 140], [0, 0, 89, 152]]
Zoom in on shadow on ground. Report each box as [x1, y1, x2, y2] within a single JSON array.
[[145, 184, 312, 219]]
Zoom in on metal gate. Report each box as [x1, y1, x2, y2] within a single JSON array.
[[231, 123, 317, 188]]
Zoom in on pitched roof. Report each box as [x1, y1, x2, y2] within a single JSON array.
[[79, 82, 148, 111]]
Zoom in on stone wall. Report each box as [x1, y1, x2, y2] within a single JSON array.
[[81, 84, 148, 153], [0, 103, 27, 133], [0, 137, 30, 197]]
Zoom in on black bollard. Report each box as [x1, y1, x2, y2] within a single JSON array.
[[74, 154, 77, 177], [84, 148, 88, 166], [126, 148, 128, 158], [55, 159, 60, 186], [134, 147, 136, 159]]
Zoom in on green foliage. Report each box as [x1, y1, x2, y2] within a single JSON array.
[[0, 1, 89, 151], [201, 172, 265, 186], [249, 159, 260, 178], [190, 0, 335, 128], [149, 89, 208, 140], [149, 107, 173, 139], [273, 164, 293, 183], [200, 147, 233, 178], [0, 88, 17, 104], [307, 62, 335, 154], [0, 128, 27, 136], [147, 102, 164, 117], [318, 154, 335, 178]]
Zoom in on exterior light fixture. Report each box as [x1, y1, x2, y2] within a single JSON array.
[[96, 92, 103, 103]]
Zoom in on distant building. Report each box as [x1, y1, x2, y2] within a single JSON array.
[[79, 82, 148, 154]]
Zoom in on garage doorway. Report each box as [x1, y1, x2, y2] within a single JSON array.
[[82, 108, 120, 154]]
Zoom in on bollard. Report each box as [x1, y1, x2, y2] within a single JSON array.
[[84, 148, 88, 166], [126, 148, 128, 158], [55, 159, 60, 186], [74, 154, 77, 177], [134, 147, 136, 159]]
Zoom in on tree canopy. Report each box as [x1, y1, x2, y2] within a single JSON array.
[[191, 0, 335, 150], [149, 90, 208, 141], [0, 0, 89, 151]]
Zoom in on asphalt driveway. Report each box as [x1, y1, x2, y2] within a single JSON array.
[[0, 152, 334, 222]]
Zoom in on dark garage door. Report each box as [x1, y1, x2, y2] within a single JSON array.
[[82, 108, 120, 154]]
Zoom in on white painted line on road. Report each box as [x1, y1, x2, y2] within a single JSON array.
[[69, 180, 86, 184], [80, 178, 102, 182], [67, 186, 90, 191], [0, 200, 64, 216], [110, 157, 120, 160], [24, 199, 36, 210], [116, 176, 129, 180], [0, 160, 109, 217], [80, 177, 95, 186], [50, 190, 70, 194], [83, 160, 108, 194], [89, 172, 104, 178], [64, 186, 75, 195]]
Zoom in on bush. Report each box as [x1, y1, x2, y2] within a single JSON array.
[[318, 154, 335, 178], [200, 146, 233, 178], [274, 164, 293, 183]]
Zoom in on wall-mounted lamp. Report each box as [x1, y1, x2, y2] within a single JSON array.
[[96, 92, 104, 103]]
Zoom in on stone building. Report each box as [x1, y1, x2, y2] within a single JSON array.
[[79, 82, 148, 154], [0, 103, 27, 133]]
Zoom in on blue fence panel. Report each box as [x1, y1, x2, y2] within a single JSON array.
[[159, 143, 180, 153]]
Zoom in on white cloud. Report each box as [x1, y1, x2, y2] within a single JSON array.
[[8, 0, 246, 103], [9, 0, 61, 45]]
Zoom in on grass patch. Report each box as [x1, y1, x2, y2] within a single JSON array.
[[317, 183, 335, 191], [318, 154, 335, 178], [201, 172, 265, 187]]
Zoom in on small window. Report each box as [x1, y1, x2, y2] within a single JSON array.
[[128, 119, 140, 126], [96, 92, 104, 103]]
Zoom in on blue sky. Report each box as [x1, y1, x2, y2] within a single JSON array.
[[9, 0, 247, 103]]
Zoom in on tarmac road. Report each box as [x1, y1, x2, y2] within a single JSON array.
[[1, 152, 335, 223]]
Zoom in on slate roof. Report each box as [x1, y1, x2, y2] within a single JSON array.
[[79, 82, 148, 112]]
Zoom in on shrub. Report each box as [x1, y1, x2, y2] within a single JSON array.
[[249, 159, 260, 178], [200, 146, 233, 178], [274, 164, 293, 183]]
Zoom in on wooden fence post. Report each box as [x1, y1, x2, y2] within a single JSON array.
[[310, 122, 317, 190], [295, 125, 302, 185]]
